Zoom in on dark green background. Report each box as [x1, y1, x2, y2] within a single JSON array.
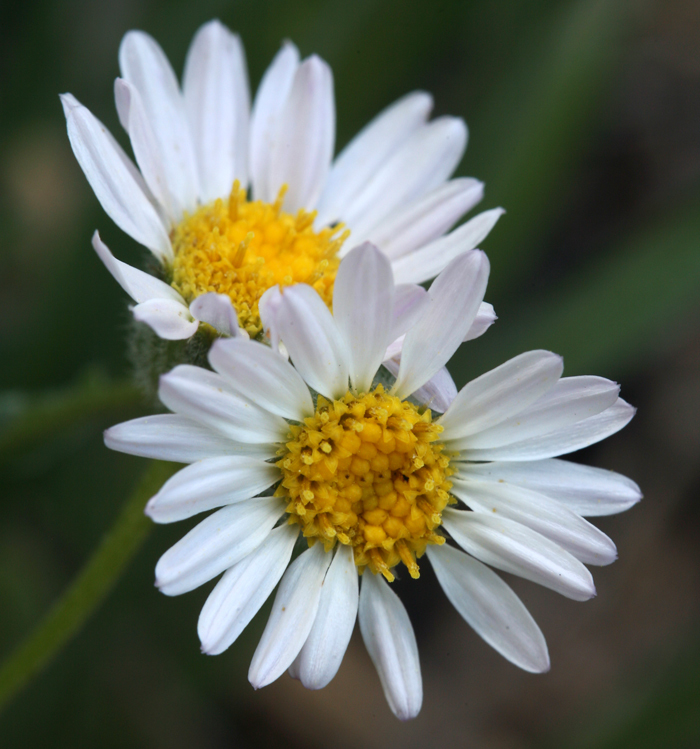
[[1, 0, 700, 746]]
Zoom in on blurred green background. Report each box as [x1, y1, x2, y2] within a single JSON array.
[[1, 0, 700, 746]]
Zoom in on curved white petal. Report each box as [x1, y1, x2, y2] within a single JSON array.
[[92, 231, 183, 304], [60, 94, 171, 260], [358, 573, 422, 721], [118, 31, 199, 217], [198, 524, 298, 655], [464, 302, 497, 341], [266, 55, 334, 212], [158, 365, 289, 443], [389, 284, 428, 343], [315, 91, 433, 228], [145, 455, 279, 523], [438, 351, 564, 442], [114, 78, 190, 225], [385, 300, 495, 361], [355, 178, 483, 259], [393, 250, 489, 398], [334, 244, 394, 393], [463, 376, 621, 450], [410, 366, 458, 412], [258, 285, 284, 352], [451, 478, 617, 566], [456, 399, 636, 462], [250, 42, 300, 202], [383, 358, 457, 413], [275, 284, 349, 399], [155, 497, 284, 596], [391, 207, 505, 285], [442, 508, 596, 601], [427, 544, 549, 673], [104, 414, 272, 463], [291, 544, 359, 689], [461, 459, 642, 517], [183, 20, 249, 201], [249, 543, 332, 688], [189, 293, 240, 337], [132, 298, 199, 340], [209, 337, 314, 420], [341, 117, 468, 240]]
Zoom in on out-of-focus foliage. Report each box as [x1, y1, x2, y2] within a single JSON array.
[[1, 0, 700, 747]]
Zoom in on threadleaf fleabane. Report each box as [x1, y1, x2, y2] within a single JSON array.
[[104, 244, 639, 721], [62, 19, 503, 346]]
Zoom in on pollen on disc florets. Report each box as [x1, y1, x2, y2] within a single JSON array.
[[277, 385, 454, 582], [170, 181, 349, 337]]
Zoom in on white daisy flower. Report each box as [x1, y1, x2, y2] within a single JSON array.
[[61, 19, 502, 341], [104, 243, 638, 720]]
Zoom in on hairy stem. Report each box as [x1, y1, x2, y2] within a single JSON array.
[[0, 460, 174, 713]]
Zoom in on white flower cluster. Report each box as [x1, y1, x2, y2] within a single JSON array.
[[64, 21, 639, 721]]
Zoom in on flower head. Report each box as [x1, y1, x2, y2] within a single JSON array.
[[105, 243, 638, 720], [62, 20, 502, 343]]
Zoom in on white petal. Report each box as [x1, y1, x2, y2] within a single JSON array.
[[392, 208, 504, 285], [341, 117, 468, 240], [386, 299, 495, 361], [145, 455, 279, 523], [249, 543, 332, 688], [115, 78, 190, 225], [104, 414, 272, 463], [451, 479, 617, 566], [119, 31, 199, 217], [183, 20, 250, 202], [158, 365, 289, 444], [334, 244, 394, 393], [258, 285, 284, 352], [427, 544, 549, 673], [155, 497, 284, 596], [442, 508, 596, 601], [250, 42, 300, 202], [411, 366, 458, 412], [198, 524, 299, 655], [189, 293, 240, 337], [457, 399, 636, 462], [292, 544, 359, 689], [464, 302, 497, 341], [462, 376, 621, 449], [92, 231, 183, 304], [358, 573, 422, 721], [315, 91, 433, 228], [461, 459, 642, 517], [275, 284, 349, 399], [383, 337, 405, 363], [114, 80, 132, 132], [383, 358, 457, 413], [355, 178, 484, 259], [438, 351, 564, 442], [133, 298, 199, 340], [60, 94, 171, 260], [267, 56, 335, 212], [390, 284, 429, 343], [208, 337, 314, 421], [393, 250, 489, 398]]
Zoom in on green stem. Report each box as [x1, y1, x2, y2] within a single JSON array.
[[0, 460, 175, 713], [0, 376, 142, 465]]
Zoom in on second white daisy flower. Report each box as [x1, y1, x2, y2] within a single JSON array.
[[105, 243, 638, 720], [62, 19, 502, 341]]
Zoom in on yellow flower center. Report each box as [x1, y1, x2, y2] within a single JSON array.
[[170, 182, 349, 337], [277, 385, 454, 581]]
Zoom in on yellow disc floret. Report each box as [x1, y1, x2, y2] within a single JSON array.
[[277, 385, 454, 582], [170, 182, 349, 337]]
